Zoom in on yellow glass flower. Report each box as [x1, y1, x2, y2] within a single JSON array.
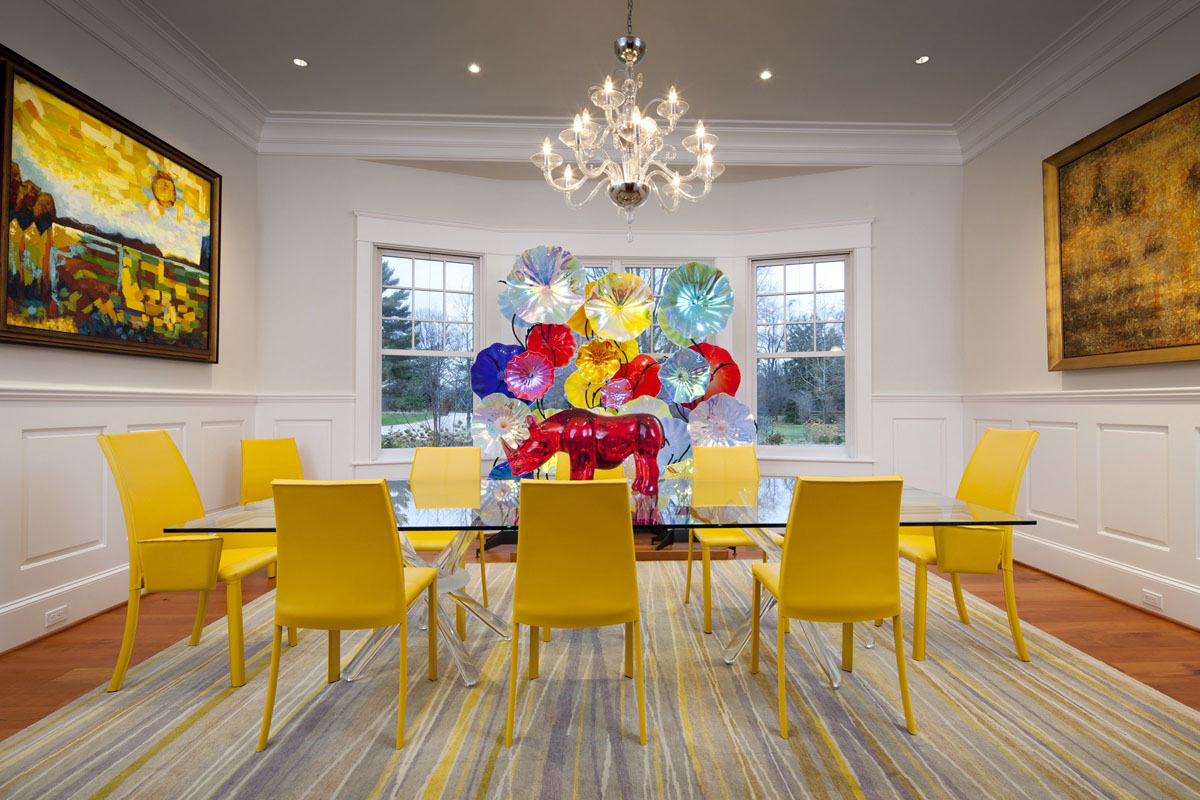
[[566, 281, 599, 337], [574, 339, 621, 384], [584, 272, 655, 341], [613, 338, 639, 361], [564, 370, 605, 409]]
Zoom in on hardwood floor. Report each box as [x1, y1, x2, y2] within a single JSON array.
[[1, 545, 1197, 740]]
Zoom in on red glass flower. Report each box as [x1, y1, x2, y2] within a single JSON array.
[[681, 343, 741, 409], [616, 354, 662, 399], [526, 323, 577, 367]]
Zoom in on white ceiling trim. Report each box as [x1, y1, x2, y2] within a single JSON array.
[[955, 0, 1200, 162]]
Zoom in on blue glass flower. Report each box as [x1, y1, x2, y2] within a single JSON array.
[[487, 461, 515, 480], [658, 262, 735, 341], [659, 347, 711, 403], [470, 343, 524, 399]]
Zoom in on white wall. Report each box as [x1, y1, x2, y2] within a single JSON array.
[[0, 2, 262, 650], [960, 7, 1200, 626]]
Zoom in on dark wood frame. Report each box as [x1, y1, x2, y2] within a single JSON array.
[[0, 45, 221, 363], [1043, 71, 1200, 371]]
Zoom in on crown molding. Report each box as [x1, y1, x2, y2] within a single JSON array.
[[259, 113, 962, 166], [955, 0, 1200, 162], [44, 0, 267, 151]]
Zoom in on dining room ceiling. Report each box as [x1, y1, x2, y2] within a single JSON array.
[[146, 0, 1104, 125]]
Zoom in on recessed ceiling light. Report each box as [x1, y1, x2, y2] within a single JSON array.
[[914, 55, 930, 64], [468, 63, 481, 74], [759, 69, 772, 81], [292, 58, 308, 67]]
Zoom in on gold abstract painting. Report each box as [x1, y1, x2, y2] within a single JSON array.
[[2, 47, 220, 361], [1043, 73, 1200, 370]]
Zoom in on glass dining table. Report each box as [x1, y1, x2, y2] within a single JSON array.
[[170, 477, 1035, 689]]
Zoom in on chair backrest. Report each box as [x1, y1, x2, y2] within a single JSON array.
[[98, 430, 205, 585], [271, 479, 408, 626], [956, 428, 1038, 514], [412, 446, 481, 482], [240, 438, 303, 505], [778, 477, 904, 620], [552, 451, 626, 480], [693, 445, 759, 482], [514, 479, 638, 625]]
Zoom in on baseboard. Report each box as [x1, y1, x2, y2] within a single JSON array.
[[0, 565, 129, 653]]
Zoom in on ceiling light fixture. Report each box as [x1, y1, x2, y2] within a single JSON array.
[[292, 58, 308, 67], [914, 55, 930, 64], [760, 70, 772, 80], [468, 63, 481, 74], [532, 0, 721, 240]]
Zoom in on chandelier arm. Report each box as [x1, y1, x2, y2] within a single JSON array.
[[562, 180, 611, 210]]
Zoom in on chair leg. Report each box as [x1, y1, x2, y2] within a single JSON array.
[[684, 530, 694, 603], [777, 613, 788, 739], [396, 621, 408, 750], [478, 532, 489, 608], [542, 627, 550, 642], [188, 590, 209, 646], [633, 619, 646, 746], [456, 605, 466, 641], [328, 630, 341, 683], [624, 621, 634, 678], [841, 623, 854, 672], [528, 624, 540, 679], [107, 588, 141, 692], [912, 562, 928, 661], [227, 579, 246, 687], [256, 624, 283, 752], [505, 622, 519, 747], [1003, 565, 1031, 662], [874, 619, 883, 627], [267, 563, 276, 579], [750, 580, 761, 674], [287, 627, 298, 647], [893, 614, 916, 734], [951, 573, 970, 624], [702, 544, 713, 634], [428, 582, 438, 680]]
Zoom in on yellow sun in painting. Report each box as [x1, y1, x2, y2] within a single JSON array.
[[151, 169, 177, 208]]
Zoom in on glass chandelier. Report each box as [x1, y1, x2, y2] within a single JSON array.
[[531, 0, 723, 240]]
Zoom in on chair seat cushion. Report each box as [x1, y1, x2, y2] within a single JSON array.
[[899, 530, 938, 565], [751, 562, 899, 623], [217, 547, 277, 581], [277, 566, 438, 629], [407, 530, 458, 551], [695, 527, 758, 548], [403, 566, 438, 605]]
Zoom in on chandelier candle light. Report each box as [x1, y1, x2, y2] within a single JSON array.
[[531, 0, 723, 240]]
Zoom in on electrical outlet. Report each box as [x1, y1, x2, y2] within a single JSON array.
[[1141, 590, 1164, 610], [44, 605, 68, 627]]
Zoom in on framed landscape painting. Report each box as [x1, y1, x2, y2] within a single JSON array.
[[1, 46, 220, 362], [1043, 72, 1200, 371]]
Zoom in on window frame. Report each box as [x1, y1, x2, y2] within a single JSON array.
[[749, 252, 853, 456], [374, 246, 481, 457]]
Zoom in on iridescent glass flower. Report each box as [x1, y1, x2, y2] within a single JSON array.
[[687, 394, 756, 447], [471, 393, 531, 456], [657, 416, 692, 470], [584, 272, 655, 340], [574, 339, 621, 384], [600, 378, 633, 409], [659, 347, 711, 403], [506, 245, 585, 324], [504, 350, 555, 401], [498, 284, 532, 335], [620, 395, 671, 420], [658, 262, 734, 340]]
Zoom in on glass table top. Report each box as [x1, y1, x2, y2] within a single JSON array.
[[170, 478, 1036, 533]]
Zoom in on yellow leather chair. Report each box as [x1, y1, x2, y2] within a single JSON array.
[[506, 479, 646, 746], [898, 428, 1039, 662], [409, 447, 488, 618], [687, 446, 775, 634], [750, 476, 914, 738], [240, 437, 303, 578], [98, 430, 285, 690], [257, 479, 437, 751]]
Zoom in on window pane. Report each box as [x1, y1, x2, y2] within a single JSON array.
[[652, 326, 679, 354], [382, 288, 410, 318], [785, 263, 813, 293], [413, 290, 443, 319], [757, 324, 783, 353], [755, 357, 846, 446], [815, 292, 845, 321], [445, 323, 473, 351], [414, 259, 443, 289], [585, 266, 610, 283], [414, 321, 443, 350], [446, 261, 473, 292], [382, 318, 411, 350], [786, 294, 813, 323], [381, 355, 473, 449], [817, 322, 845, 350], [786, 324, 814, 351], [815, 261, 844, 291], [756, 264, 783, 294], [382, 256, 412, 287], [757, 294, 783, 324], [445, 292, 473, 323]]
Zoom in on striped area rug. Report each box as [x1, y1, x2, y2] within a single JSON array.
[[2, 561, 1198, 799]]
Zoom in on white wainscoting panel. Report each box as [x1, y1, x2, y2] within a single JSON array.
[[199, 421, 245, 510], [21, 427, 106, 567], [872, 395, 964, 496], [256, 395, 356, 482], [1027, 422, 1079, 526], [1097, 424, 1170, 549]]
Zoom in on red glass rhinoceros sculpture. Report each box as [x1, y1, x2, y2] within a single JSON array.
[[502, 408, 666, 494]]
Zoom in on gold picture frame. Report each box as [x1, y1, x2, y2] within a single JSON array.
[[1043, 72, 1200, 371]]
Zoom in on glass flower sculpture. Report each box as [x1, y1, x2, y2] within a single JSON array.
[[505, 246, 585, 325], [526, 323, 576, 367], [498, 284, 533, 335], [616, 354, 662, 399], [620, 395, 671, 420], [584, 272, 655, 341], [657, 416, 692, 471], [659, 347, 711, 403], [657, 311, 695, 348], [504, 350, 555, 401], [599, 377, 633, 409], [564, 370, 605, 409], [575, 339, 621, 384], [470, 342, 524, 398], [566, 281, 599, 337], [658, 262, 734, 341], [471, 393, 531, 456], [682, 343, 741, 407], [687, 394, 756, 447]]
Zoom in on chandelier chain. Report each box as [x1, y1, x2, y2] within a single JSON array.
[[627, 0, 634, 35]]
